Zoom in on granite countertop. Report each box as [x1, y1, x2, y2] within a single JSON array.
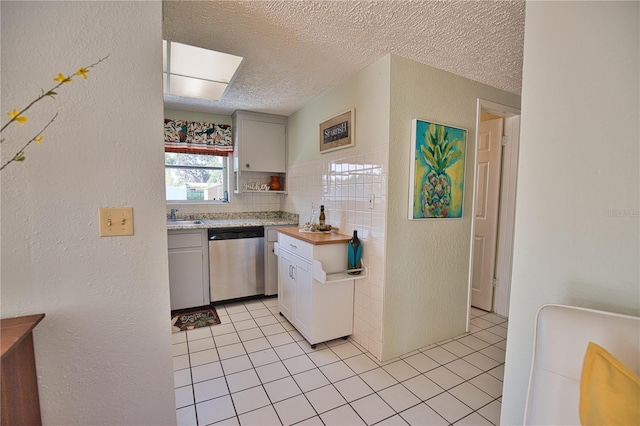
[[166, 211, 299, 230]]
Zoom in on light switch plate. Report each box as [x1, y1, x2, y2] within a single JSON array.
[[99, 207, 134, 237]]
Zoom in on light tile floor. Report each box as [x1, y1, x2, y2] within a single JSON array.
[[173, 297, 507, 426]]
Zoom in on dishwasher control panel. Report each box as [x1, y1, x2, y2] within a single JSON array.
[[208, 226, 264, 240]]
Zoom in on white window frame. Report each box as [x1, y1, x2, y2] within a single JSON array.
[[165, 154, 230, 203]]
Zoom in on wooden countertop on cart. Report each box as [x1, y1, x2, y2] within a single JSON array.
[[277, 227, 351, 245]]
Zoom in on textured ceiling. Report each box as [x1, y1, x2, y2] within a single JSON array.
[[162, 0, 525, 116]]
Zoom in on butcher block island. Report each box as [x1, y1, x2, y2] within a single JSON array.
[[275, 227, 367, 348]]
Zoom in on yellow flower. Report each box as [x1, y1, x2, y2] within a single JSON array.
[[1, 55, 109, 172], [75, 67, 90, 79], [53, 73, 72, 83], [7, 109, 28, 125]]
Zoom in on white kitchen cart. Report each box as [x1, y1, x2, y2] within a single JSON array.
[[275, 228, 368, 348]]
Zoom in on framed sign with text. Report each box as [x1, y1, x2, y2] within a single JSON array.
[[319, 109, 354, 153]]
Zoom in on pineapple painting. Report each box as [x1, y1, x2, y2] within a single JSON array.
[[410, 120, 467, 219]]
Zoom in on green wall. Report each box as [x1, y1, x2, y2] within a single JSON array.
[[287, 55, 391, 165], [382, 55, 520, 359]]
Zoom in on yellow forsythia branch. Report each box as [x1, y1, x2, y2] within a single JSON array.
[[0, 55, 109, 171]]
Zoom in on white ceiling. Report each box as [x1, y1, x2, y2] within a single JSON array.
[[162, 0, 525, 117]]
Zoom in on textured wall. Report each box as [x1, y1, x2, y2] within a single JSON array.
[[287, 55, 391, 165], [285, 56, 390, 358], [1, 2, 176, 424], [501, 2, 640, 423], [165, 108, 232, 126], [383, 56, 520, 360]]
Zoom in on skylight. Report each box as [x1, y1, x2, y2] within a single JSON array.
[[163, 40, 243, 101]]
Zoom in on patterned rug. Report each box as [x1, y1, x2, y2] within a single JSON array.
[[171, 307, 221, 332]]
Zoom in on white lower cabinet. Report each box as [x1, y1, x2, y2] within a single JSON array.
[[168, 230, 209, 311], [276, 232, 366, 347], [277, 249, 294, 319]]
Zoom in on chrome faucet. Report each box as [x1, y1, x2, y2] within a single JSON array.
[[170, 208, 178, 220]]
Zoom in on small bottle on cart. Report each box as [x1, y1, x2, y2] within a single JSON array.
[[319, 205, 326, 230]]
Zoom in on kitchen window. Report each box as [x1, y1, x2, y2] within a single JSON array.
[[165, 152, 228, 202]]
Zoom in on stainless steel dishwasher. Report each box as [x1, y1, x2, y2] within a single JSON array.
[[209, 227, 264, 302]]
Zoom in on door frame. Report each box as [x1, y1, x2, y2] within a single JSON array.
[[466, 99, 521, 324]]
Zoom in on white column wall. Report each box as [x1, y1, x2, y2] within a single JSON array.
[[501, 2, 639, 423], [1, 2, 176, 424]]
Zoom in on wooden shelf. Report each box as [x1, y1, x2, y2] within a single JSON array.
[[233, 190, 287, 194], [312, 259, 368, 284]]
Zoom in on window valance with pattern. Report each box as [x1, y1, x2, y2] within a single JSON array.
[[164, 119, 233, 156]]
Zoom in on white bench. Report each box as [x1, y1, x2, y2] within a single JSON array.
[[524, 304, 640, 425]]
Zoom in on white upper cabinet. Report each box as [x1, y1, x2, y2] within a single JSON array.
[[233, 111, 286, 173]]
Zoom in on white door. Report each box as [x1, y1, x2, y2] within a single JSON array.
[[471, 118, 503, 311]]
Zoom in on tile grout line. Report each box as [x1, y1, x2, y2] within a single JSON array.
[[178, 340, 496, 423], [174, 300, 507, 425], [185, 324, 215, 424]]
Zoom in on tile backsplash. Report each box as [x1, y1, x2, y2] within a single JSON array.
[[283, 144, 388, 360], [166, 190, 281, 217]]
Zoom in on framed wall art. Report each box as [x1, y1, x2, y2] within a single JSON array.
[[319, 109, 354, 153], [409, 119, 467, 219]]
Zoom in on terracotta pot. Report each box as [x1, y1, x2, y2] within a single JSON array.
[[269, 176, 281, 191]]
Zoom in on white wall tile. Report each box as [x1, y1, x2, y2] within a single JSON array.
[[283, 145, 388, 360]]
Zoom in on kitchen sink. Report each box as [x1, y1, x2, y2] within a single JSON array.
[[167, 219, 205, 226]]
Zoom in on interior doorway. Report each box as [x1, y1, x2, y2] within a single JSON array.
[[468, 99, 521, 319], [471, 117, 504, 311]]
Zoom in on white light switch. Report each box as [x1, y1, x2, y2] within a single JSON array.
[[99, 207, 134, 237]]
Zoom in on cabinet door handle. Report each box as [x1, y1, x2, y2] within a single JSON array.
[[289, 243, 297, 249], [245, 163, 250, 168]]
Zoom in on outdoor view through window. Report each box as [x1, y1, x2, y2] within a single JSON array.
[[165, 152, 227, 201]]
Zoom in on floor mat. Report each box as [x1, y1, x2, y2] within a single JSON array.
[[171, 307, 221, 332]]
